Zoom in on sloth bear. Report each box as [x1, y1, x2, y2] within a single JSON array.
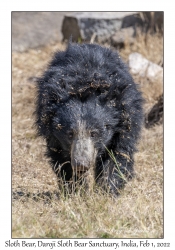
[[35, 43, 143, 195]]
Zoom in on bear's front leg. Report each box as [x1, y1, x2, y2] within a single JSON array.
[[101, 152, 134, 195]]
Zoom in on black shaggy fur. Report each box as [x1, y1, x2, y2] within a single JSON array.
[[35, 43, 143, 195]]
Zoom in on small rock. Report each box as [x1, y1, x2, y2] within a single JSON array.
[[129, 52, 149, 77], [129, 52, 163, 82], [147, 61, 163, 82]]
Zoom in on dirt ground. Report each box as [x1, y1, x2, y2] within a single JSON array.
[[12, 32, 163, 238], [12, 12, 70, 51]]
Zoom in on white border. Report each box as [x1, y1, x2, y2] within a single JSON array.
[[1, 1, 175, 249]]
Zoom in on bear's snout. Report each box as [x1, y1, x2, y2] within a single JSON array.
[[71, 138, 97, 174]]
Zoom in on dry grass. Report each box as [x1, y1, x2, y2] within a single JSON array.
[[12, 32, 163, 238]]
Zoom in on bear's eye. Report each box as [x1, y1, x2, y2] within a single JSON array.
[[67, 131, 74, 139], [90, 131, 98, 138]]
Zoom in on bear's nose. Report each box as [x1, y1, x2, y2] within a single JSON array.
[[71, 158, 90, 174]]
